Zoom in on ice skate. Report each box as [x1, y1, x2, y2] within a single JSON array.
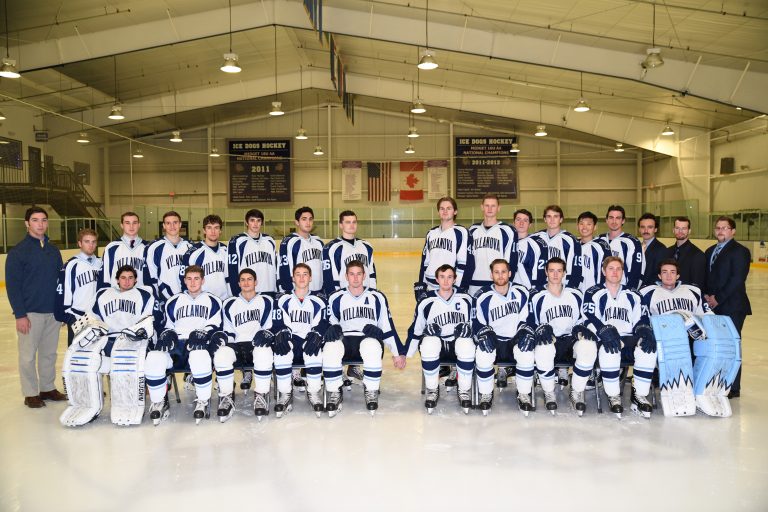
[[424, 388, 439, 414], [274, 391, 293, 418], [292, 369, 306, 392], [569, 389, 586, 416], [364, 386, 379, 415], [543, 390, 557, 414], [345, 365, 363, 391], [607, 394, 623, 418], [517, 392, 533, 416], [193, 399, 210, 424], [217, 393, 234, 423], [149, 396, 170, 426], [443, 367, 458, 392], [557, 368, 569, 390], [458, 389, 471, 414], [497, 367, 511, 388], [479, 392, 493, 416], [253, 392, 269, 421], [326, 390, 343, 418], [240, 370, 252, 394], [183, 373, 194, 391], [306, 389, 324, 417], [630, 389, 652, 419]]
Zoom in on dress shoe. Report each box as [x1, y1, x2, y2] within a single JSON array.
[[40, 389, 68, 401], [24, 396, 46, 408], [728, 390, 740, 399]]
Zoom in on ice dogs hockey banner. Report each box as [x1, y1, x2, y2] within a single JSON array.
[[400, 161, 424, 201]]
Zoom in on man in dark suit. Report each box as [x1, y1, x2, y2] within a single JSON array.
[[704, 215, 751, 398], [638, 213, 668, 286], [666, 216, 706, 289]]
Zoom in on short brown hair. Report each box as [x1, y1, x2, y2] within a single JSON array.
[[436, 197, 457, 213], [345, 260, 365, 274], [163, 210, 181, 223], [715, 216, 736, 229], [489, 258, 510, 272], [435, 264, 456, 279], [184, 265, 204, 278], [602, 255, 624, 270], [121, 211, 140, 223], [543, 205, 564, 218], [293, 262, 312, 276], [482, 193, 499, 204], [77, 228, 98, 242]]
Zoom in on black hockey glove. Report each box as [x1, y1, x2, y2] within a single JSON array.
[[597, 324, 622, 354], [515, 324, 536, 352], [572, 324, 597, 342], [304, 330, 324, 357], [273, 328, 293, 356], [362, 324, 385, 342], [475, 325, 497, 353], [413, 281, 428, 303], [252, 330, 275, 348], [454, 322, 472, 340], [210, 331, 229, 348], [423, 322, 442, 338], [633, 322, 657, 354], [156, 329, 178, 352], [324, 324, 343, 343], [187, 329, 210, 351], [534, 324, 555, 346]]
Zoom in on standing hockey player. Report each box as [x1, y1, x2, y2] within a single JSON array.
[[529, 257, 597, 415], [278, 207, 324, 293], [323, 210, 377, 294], [100, 211, 147, 288], [183, 214, 230, 300], [577, 211, 611, 293], [416, 197, 472, 298], [473, 259, 534, 415], [271, 263, 328, 417], [56, 228, 102, 345], [145, 265, 223, 425], [144, 211, 192, 305], [406, 264, 474, 414], [228, 209, 278, 296], [512, 208, 548, 289], [324, 261, 405, 416], [217, 269, 274, 422], [533, 205, 582, 289], [467, 194, 518, 296], [599, 205, 644, 290], [583, 256, 657, 418]]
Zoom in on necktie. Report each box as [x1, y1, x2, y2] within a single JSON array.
[[642, 241, 647, 254], [130, 239, 135, 248], [674, 246, 680, 261], [710, 245, 722, 270], [88, 257, 93, 263]]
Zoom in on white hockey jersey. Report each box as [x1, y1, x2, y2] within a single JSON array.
[[227, 233, 278, 295], [273, 292, 328, 338], [583, 285, 643, 336], [533, 230, 583, 288], [513, 235, 549, 289], [467, 222, 518, 292], [529, 286, 585, 336], [640, 282, 711, 317], [183, 241, 231, 300], [164, 291, 222, 339], [579, 238, 612, 293], [405, 290, 474, 356], [91, 285, 156, 336], [221, 294, 274, 344], [598, 232, 645, 290], [473, 284, 531, 339], [418, 225, 471, 290], [322, 237, 377, 293], [327, 287, 402, 355], [144, 237, 191, 304], [99, 237, 148, 288], [278, 233, 324, 292], [55, 252, 102, 323]]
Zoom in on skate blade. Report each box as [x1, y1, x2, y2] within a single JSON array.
[[482, 409, 489, 417], [520, 410, 530, 417], [549, 409, 556, 416], [630, 404, 651, 419], [461, 407, 469, 415], [219, 413, 233, 423], [426, 407, 434, 415]]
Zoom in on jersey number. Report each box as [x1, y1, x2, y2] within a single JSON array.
[[229, 254, 238, 265]]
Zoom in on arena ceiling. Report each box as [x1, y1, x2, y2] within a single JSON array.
[[1, 0, 767, 156]]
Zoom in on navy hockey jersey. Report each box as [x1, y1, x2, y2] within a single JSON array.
[[278, 233, 324, 292], [598, 232, 645, 290], [227, 233, 278, 295], [55, 252, 102, 323], [583, 285, 643, 336], [144, 237, 192, 304], [182, 241, 231, 300], [327, 287, 402, 355], [322, 237, 377, 293], [99, 237, 147, 288], [529, 286, 585, 336], [418, 225, 472, 290], [513, 235, 549, 289], [164, 291, 222, 339], [640, 283, 711, 317], [533, 229, 583, 288], [91, 285, 156, 336], [467, 222, 518, 293], [405, 290, 474, 356], [273, 292, 328, 338], [580, 238, 612, 293], [221, 293, 274, 344], [473, 284, 531, 339]]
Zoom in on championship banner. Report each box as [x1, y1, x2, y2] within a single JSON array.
[[455, 137, 518, 200], [427, 159, 448, 199], [228, 139, 291, 203], [342, 160, 362, 201], [367, 162, 391, 202], [400, 161, 424, 201]]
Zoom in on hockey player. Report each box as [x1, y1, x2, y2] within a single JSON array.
[[512, 208, 548, 290], [529, 257, 597, 415], [99, 211, 147, 288], [217, 269, 274, 422], [55, 228, 102, 345], [271, 263, 328, 417], [228, 209, 278, 296], [145, 265, 223, 425], [473, 259, 534, 415], [577, 211, 611, 293], [641, 259, 711, 318], [583, 256, 657, 418], [322, 210, 377, 294], [324, 260, 405, 416], [533, 205, 582, 289], [144, 210, 191, 306], [467, 194, 518, 296], [406, 264, 474, 414], [278, 206, 324, 293], [416, 197, 472, 298], [183, 214, 230, 300], [599, 205, 644, 290]]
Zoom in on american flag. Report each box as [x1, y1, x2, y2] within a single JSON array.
[[367, 162, 391, 202]]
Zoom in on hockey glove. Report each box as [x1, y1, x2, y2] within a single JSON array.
[[423, 322, 442, 338], [273, 328, 293, 356], [210, 331, 229, 348], [534, 324, 555, 346], [187, 329, 210, 351], [413, 281, 428, 303], [362, 324, 385, 342], [304, 330, 324, 357], [454, 322, 472, 340], [252, 330, 275, 348], [515, 324, 536, 352], [121, 315, 155, 341], [475, 325, 497, 353], [678, 311, 707, 341], [597, 324, 622, 354], [572, 324, 597, 342], [156, 329, 178, 352], [324, 324, 344, 344], [633, 322, 657, 354]]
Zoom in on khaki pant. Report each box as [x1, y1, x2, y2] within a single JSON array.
[[17, 312, 62, 397]]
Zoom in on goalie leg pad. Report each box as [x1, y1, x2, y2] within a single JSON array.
[[144, 351, 173, 404], [360, 337, 384, 392], [693, 315, 741, 417], [322, 340, 344, 393], [512, 346, 535, 395], [650, 315, 695, 417], [534, 343, 557, 393], [59, 337, 108, 427], [213, 344, 237, 396], [419, 336, 442, 390], [188, 349, 214, 402], [474, 346, 497, 396], [109, 336, 149, 426]]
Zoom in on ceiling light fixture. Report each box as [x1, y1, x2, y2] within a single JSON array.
[[510, 142, 520, 153], [170, 92, 182, 142], [573, 72, 590, 112], [170, 130, 182, 143], [614, 142, 625, 152], [209, 148, 220, 158], [220, 0, 241, 73], [641, 4, 664, 69], [77, 132, 90, 144], [535, 125, 548, 137], [270, 25, 284, 116], [296, 67, 308, 139], [295, 128, 308, 140], [0, 1, 19, 78], [411, 100, 426, 114], [0, 110, 6, 120], [132, 146, 144, 159], [404, 143, 416, 154], [107, 56, 125, 120], [407, 126, 419, 138], [209, 113, 220, 156], [313, 97, 324, 156], [661, 124, 674, 136], [313, 145, 324, 156], [417, 0, 438, 70]]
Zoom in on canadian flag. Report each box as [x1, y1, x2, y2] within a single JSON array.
[[400, 161, 424, 200]]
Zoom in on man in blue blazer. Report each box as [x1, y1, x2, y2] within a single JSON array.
[[704, 216, 751, 398], [638, 213, 669, 287]]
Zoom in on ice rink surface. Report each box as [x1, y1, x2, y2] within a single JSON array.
[[1, 255, 766, 511]]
